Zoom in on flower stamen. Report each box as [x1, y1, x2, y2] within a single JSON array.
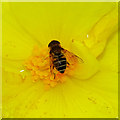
[[24, 45, 78, 88]]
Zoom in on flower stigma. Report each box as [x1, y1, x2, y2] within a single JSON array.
[[24, 43, 79, 89]]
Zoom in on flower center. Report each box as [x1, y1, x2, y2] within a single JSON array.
[[24, 45, 78, 89]]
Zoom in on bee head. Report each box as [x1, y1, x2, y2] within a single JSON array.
[[48, 40, 60, 48]]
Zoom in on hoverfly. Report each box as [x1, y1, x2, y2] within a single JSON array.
[[48, 40, 84, 79]]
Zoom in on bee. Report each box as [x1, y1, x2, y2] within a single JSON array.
[[48, 40, 83, 78]]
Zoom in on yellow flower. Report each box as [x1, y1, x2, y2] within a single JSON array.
[[2, 2, 118, 118]]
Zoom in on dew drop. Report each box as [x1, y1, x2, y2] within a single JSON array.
[[19, 69, 26, 81], [20, 70, 24, 72], [87, 34, 89, 38]]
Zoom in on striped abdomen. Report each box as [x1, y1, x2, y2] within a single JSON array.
[[53, 53, 67, 73]]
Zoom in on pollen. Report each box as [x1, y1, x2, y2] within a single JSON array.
[[24, 45, 78, 89]]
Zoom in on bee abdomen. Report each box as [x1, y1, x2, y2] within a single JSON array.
[[53, 53, 64, 58], [57, 64, 66, 73], [53, 57, 67, 73]]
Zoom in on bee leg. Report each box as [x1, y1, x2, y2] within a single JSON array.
[[51, 65, 56, 79], [50, 65, 52, 73], [44, 56, 49, 60], [67, 62, 70, 65], [54, 73, 56, 79], [66, 62, 70, 67], [50, 65, 54, 74]]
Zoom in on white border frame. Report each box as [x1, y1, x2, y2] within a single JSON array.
[[1, 0, 120, 2], [0, 1, 2, 120]]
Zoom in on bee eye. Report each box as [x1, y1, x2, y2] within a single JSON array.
[[48, 40, 60, 47]]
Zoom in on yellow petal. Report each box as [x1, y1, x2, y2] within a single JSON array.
[[61, 70, 118, 118], [2, 2, 118, 118], [5, 2, 116, 46], [2, 70, 45, 118], [2, 2, 116, 73], [67, 40, 99, 80], [2, 3, 38, 60], [2, 69, 117, 118], [83, 5, 118, 57], [98, 32, 118, 73], [2, 3, 41, 73]]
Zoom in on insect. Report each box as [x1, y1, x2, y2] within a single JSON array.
[[48, 40, 83, 78]]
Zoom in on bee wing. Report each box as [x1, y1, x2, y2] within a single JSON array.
[[62, 49, 84, 64]]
